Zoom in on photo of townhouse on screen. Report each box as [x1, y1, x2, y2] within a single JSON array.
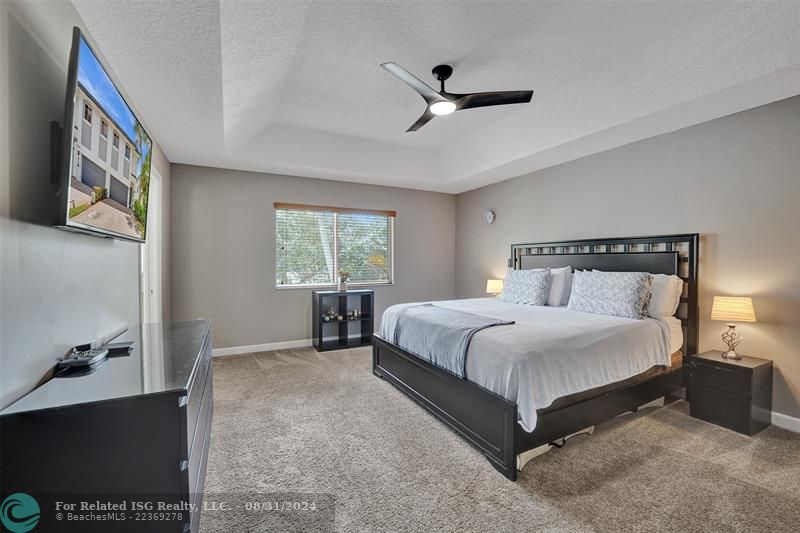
[[67, 34, 152, 241]]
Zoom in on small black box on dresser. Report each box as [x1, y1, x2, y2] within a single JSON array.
[[689, 350, 772, 436]]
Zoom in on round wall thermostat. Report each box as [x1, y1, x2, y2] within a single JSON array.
[[483, 209, 496, 225]]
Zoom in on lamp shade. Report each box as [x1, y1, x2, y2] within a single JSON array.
[[711, 296, 756, 323], [486, 279, 504, 295]]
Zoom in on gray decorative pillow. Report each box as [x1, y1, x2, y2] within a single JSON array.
[[567, 271, 653, 319], [500, 268, 550, 305]]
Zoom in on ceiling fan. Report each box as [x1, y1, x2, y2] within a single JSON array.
[[381, 62, 533, 132]]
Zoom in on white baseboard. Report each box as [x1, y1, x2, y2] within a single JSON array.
[[772, 411, 800, 433], [212, 339, 312, 357]]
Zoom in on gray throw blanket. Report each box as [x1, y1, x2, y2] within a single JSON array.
[[393, 304, 515, 378]]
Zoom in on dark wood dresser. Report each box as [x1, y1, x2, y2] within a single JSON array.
[[689, 350, 772, 436], [0, 320, 214, 533]]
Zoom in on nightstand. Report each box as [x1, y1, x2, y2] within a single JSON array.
[[689, 350, 772, 435]]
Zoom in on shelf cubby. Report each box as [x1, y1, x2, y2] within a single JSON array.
[[312, 289, 374, 352]]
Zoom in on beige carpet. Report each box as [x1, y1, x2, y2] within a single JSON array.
[[201, 346, 800, 532]]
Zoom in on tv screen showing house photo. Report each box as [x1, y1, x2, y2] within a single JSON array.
[[66, 33, 152, 241]]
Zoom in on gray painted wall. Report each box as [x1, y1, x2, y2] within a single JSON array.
[[170, 165, 455, 349], [455, 96, 800, 419], [0, 1, 170, 408]]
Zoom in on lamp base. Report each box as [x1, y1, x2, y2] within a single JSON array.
[[720, 324, 743, 360], [721, 349, 742, 360]]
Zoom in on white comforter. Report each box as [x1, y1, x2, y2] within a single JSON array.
[[380, 298, 677, 432]]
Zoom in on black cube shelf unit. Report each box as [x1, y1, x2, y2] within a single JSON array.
[[313, 289, 374, 351]]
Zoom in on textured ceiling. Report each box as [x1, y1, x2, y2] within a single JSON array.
[[72, 0, 800, 193]]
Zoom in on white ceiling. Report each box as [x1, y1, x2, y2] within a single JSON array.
[[72, 0, 800, 193]]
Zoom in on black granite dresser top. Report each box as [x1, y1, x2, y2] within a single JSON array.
[[0, 319, 211, 415]]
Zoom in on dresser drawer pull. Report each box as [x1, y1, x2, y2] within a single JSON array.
[[180, 459, 189, 472]]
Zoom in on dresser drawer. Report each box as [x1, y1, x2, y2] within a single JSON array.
[[185, 393, 212, 533], [689, 384, 751, 434], [187, 370, 213, 487], [185, 336, 212, 450], [187, 418, 211, 533], [690, 359, 751, 397]]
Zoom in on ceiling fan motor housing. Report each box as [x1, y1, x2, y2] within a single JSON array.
[[432, 64, 453, 81]]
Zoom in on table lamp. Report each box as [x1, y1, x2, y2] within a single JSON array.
[[711, 296, 756, 360], [486, 279, 503, 298]]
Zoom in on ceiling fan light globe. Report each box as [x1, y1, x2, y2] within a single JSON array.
[[429, 101, 456, 116]]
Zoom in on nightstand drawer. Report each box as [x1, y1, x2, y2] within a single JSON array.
[[690, 359, 751, 397], [689, 384, 751, 434]]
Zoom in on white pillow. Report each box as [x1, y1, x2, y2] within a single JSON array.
[[500, 268, 551, 306], [546, 266, 573, 306], [648, 274, 683, 318]]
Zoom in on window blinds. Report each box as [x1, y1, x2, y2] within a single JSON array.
[[275, 209, 335, 286], [275, 204, 394, 287], [337, 212, 392, 283]]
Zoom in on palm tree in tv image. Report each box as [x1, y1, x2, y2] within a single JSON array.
[[132, 122, 151, 238]]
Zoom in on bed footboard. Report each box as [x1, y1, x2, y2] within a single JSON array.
[[372, 335, 518, 480]]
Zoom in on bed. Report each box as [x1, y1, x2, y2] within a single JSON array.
[[372, 234, 699, 481]]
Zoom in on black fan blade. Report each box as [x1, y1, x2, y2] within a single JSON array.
[[406, 109, 435, 132], [446, 90, 533, 110], [381, 62, 442, 105]]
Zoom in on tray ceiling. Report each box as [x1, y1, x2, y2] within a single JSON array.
[[72, 0, 800, 193]]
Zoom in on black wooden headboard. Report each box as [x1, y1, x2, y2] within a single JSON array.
[[510, 234, 699, 356]]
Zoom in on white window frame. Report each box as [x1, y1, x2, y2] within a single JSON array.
[[112, 132, 119, 149], [83, 102, 92, 123], [274, 205, 395, 290], [100, 119, 108, 138]]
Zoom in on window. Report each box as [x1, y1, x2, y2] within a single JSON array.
[[275, 203, 394, 287], [112, 132, 119, 148], [100, 120, 108, 138], [83, 102, 92, 123], [125, 144, 131, 159]]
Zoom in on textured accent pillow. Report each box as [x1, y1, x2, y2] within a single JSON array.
[[500, 268, 551, 305], [567, 271, 653, 319], [595, 270, 683, 318]]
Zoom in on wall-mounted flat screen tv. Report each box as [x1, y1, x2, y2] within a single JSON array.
[[57, 27, 152, 242]]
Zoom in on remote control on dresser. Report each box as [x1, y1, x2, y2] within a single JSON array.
[[57, 346, 109, 369]]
